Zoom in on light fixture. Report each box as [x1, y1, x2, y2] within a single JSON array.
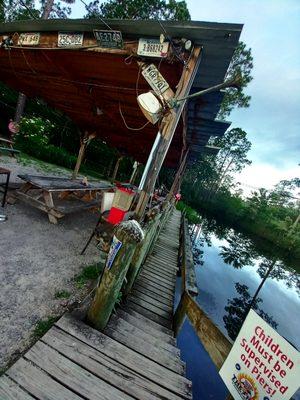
[[184, 40, 192, 51], [137, 91, 163, 124]]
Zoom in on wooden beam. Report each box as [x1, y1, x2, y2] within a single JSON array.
[[72, 131, 95, 180], [111, 155, 123, 181], [174, 292, 232, 371], [135, 46, 202, 219]]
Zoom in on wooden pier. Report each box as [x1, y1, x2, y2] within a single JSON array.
[[0, 210, 193, 400]]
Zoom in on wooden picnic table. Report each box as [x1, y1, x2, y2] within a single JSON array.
[[13, 174, 114, 224]]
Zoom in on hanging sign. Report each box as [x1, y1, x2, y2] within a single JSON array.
[[137, 38, 169, 58], [106, 235, 122, 270], [219, 310, 300, 400], [93, 30, 123, 49], [58, 32, 84, 47], [142, 63, 169, 95], [18, 33, 40, 46]]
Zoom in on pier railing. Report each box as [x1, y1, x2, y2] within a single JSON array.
[[173, 215, 232, 370], [87, 203, 173, 329]]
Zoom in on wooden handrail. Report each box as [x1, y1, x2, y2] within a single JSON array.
[[174, 215, 232, 371]]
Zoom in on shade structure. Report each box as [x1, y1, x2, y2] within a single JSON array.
[[0, 19, 242, 168]]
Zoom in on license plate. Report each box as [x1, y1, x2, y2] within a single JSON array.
[[18, 33, 40, 46], [142, 64, 169, 94], [137, 38, 169, 58], [93, 30, 123, 49], [58, 32, 84, 47]]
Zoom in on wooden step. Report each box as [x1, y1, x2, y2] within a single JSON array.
[[128, 296, 172, 321], [136, 276, 175, 296], [132, 287, 173, 307], [118, 307, 174, 338], [109, 314, 177, 351], [127, 301, 172, 329], [140, 270, 175, 287], [131, 290, 173, 313], [105, 319, 184, 375], [56, 315, 192, 399], [0, 375, 36, 400], [134, 281, 174, 302], [41, 325, 183, 400]]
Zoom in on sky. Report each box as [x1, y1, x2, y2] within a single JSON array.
[[68, 0, 300, 192]]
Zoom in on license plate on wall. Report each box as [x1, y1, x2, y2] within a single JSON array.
[[93, 30, 123, 49], [137, 38, 169, 58], [58, 32, 84, 47], [18, 33, 40, 46]]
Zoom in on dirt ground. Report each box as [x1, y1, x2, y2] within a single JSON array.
[[0, 155, 100, 370]]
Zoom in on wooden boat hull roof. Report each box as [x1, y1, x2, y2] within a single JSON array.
[[0, 19, 242, 167]]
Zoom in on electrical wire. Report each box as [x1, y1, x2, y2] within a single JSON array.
[[119, 102, 150, 131], [17, 0, 39, 19], [79, 0, 114, 31]]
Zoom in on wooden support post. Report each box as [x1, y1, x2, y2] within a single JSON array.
[[72, 131, 95, 180], [111, 155, 123, 181], [87, 220, 144, 330], [166, 149, 189, 203], [129, 161, 140, 184], [14, 93, 26, 124], [135, 47, 202, 220], [42, 191, 57, 224]]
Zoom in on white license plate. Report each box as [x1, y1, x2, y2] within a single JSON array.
[[58, 32, 84, 47], [142, 64, 169, 94], [137, 38, 169, 58], [18, 33, 40, 46]]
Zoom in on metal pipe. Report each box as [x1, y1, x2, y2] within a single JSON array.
[[138, 132, 161, 190]]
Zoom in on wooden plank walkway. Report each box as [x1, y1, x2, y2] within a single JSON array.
[[0, 210, 193, 400]]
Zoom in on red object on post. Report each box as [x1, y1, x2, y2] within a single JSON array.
[[107, 185, 135, 225], [107, 207, 126, 224]]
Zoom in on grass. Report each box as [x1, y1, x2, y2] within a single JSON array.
[[54, 290, 71, 299], [74, 264, 102, 289], [33, 316, 59, 339]]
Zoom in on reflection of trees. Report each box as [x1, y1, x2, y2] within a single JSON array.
[[257, 260, 300, 296], [219, 232, 256, 269], [217, 230, 300, 296], [223, 283, 278, 340]]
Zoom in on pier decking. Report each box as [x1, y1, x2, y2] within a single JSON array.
[[0, 210, 193, 399]]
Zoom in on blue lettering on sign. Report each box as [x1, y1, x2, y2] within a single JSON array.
[[106, 236, 122, 270]]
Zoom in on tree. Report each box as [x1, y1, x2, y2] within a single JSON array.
[[207, 128, 252, 198], [0, 0, 39, 22], [218, 41, 254, 119], [84, 0, 191, 20], [219, 232, 255, 269], [223, 282, 277, 340]]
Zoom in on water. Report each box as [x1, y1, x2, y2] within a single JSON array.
[[175, 217, 300, 400]]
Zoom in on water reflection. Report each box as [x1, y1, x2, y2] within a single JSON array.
[[191, 218, 300, 297], [177, 215, 300, 400], [223, 282, 278, 340]]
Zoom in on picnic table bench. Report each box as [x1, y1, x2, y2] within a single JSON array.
[[12, 174, 114, 224], [0, 137, 20, 157]]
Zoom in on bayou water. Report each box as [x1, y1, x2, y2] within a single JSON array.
[[175, 217, 300, 400]]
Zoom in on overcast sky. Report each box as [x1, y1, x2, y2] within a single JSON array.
[[69, 0, 299, 191]]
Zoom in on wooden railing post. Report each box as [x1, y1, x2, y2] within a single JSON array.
[[87, 220, 144, 330], [123, 216, 159, 296]]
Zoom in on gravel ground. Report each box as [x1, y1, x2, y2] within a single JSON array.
[[0, 155, 100, 370]]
